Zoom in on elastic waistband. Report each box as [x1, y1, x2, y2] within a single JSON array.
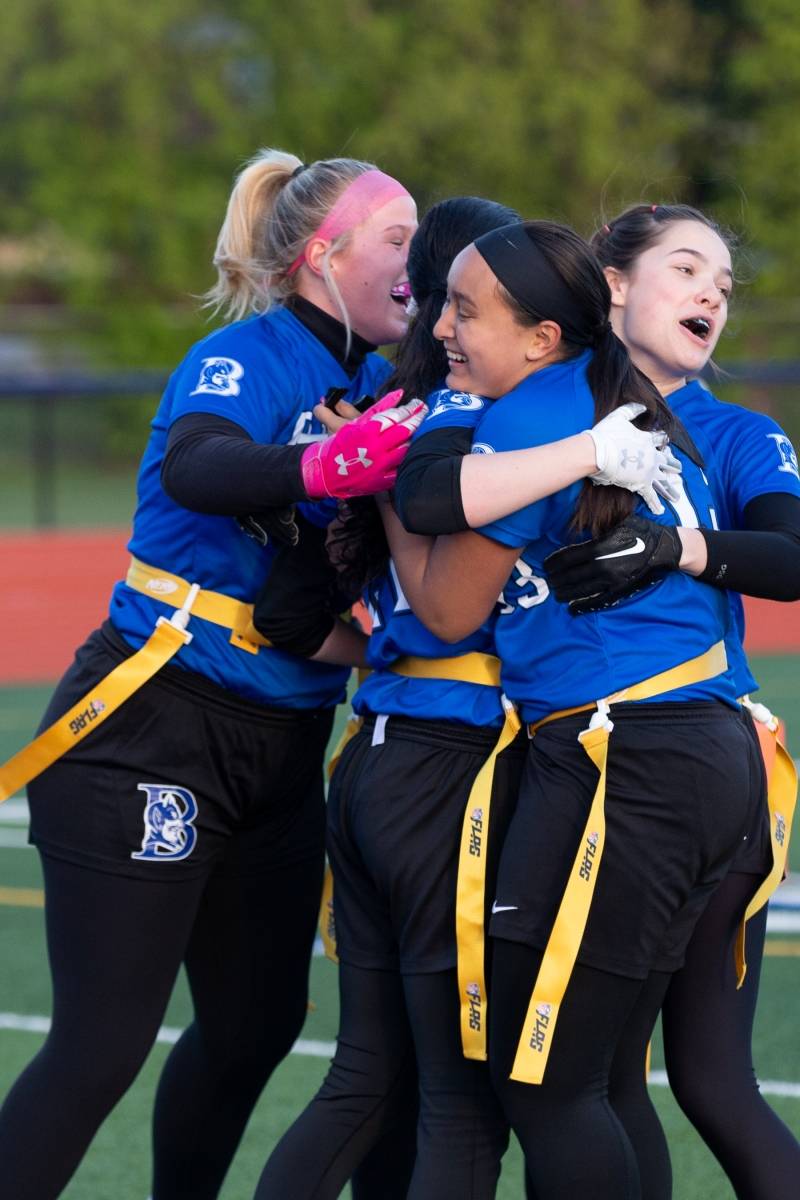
[[359, 712, 517, 752], [531, 698, 738, 733]]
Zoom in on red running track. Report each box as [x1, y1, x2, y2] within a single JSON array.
[[0, 529, 798, 685]]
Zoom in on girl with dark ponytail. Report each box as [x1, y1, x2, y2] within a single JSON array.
[[329, 196, 522, 597], [380, 218, 765, 1198], [254, 202, 672, 1200]]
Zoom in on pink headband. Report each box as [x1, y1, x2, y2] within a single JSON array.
[[286, 169, 411, 275]]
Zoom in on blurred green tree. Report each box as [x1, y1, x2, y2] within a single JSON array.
[[1, 0, 798, 375]]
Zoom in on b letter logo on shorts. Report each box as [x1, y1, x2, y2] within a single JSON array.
[[190, 357, 244, 397], [131, 784, 198, 862]]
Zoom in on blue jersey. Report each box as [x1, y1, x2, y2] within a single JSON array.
[[668, 380, 800, 698], [110, 307, 392, 709], [353, 388, 504, 727], [474, 353, 738, 723]]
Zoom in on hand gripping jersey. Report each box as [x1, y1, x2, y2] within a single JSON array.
[[668, 380, 800, 698], [110, 308, 391, 708], [473, 353, 739, 724], [353, 388, 505, 728]]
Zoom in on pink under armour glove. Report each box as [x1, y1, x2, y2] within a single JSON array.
[[300, 390, 428, 500]]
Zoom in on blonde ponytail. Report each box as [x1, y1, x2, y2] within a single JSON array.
[[204, 150, 392, 324], [203, 149, 302, 321]]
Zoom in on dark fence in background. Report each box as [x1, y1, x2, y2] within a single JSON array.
[[0, 366, 799, 528]]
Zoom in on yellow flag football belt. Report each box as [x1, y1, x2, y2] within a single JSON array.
[[320, 651, 507, 971], [735, 697, 797, 987], [0, 557, 271, 805], [509, 641, 730, 1086]]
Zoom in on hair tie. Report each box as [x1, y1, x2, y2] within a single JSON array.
[[291, 162, 309, 180], [602, 223, 612, 235], [651, 204, 658, 213]]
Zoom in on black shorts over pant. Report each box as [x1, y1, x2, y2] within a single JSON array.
[[28, 621, 333, 881], [2, 622, 334, 1200], [327, 713, 527, 973], [490, 701, 763, 978]]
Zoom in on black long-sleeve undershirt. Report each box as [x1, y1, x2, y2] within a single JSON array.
[[393, 426, 471, 534], [698, 492, 800, 601], [252, 514, 359, 657], [161, 413, 308, 514], [394, 427, 800, 602], [160, 293, 377, 516]]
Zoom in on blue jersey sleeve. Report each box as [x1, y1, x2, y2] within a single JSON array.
[[166, 320, 301, 446], [470, 362, 594, 548], [718, 410, 800, 524]]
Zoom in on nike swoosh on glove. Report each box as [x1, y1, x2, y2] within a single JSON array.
[[300, 390, 427, 500], [543, 514, 683, 615]]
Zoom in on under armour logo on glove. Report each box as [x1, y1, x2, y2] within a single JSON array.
[[300, 390, 427, 500], [587, 403, 682, 515], [334, 448, 373, 475]]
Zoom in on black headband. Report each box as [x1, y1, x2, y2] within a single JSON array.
[[473, 224, 592, 346]]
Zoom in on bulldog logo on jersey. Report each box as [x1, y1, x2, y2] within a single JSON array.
[[131, 784, 198, 862], [427, 389, 486, 419], [190, 357, 244, 397], [767, 433, 799, 479]]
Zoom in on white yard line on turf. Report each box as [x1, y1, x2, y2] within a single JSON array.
[[0, 1012, 337, 1061], [0, 1012, 798, 1096]]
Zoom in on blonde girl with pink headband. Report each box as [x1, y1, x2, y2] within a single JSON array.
[[0, 148, 424, 1200]]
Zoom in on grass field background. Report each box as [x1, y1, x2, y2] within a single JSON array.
[[1, 657, 799, 1199]]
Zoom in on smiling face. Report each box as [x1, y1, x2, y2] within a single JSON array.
[[325, 193, 418, 345], [433, 245, 550, 399], [607, 219, 732, 394]]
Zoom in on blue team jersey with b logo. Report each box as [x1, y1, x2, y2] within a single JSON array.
[[109, 307, 392, 709], [668, 380, 800, 698], [353, 387, 505, 727], [473, 353, 739, 723]]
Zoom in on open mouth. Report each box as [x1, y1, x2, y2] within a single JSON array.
[[680, 316, 711, 341], [446, 349, 467, 365], [390, 281, 411, 307]]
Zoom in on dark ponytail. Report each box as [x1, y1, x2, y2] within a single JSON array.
[[481, 220, 675, 536], [328, 196, 521, 595]]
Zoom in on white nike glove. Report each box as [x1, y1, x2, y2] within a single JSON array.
[[587, 402, 682, 516]]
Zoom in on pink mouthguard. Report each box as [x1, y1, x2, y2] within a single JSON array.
[[286, 169, 411, 275]]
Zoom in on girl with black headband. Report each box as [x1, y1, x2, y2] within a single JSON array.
[[383, 219, 766, 1198], [252, 202, 674, 1200]]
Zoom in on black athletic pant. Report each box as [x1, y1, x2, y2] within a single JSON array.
[[489, 939, 649, 1199], [0, 845, 323, 1200], [610, 871, 800, 1200], [255, 964, 509, 1199]]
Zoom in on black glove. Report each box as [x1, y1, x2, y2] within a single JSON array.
[[544, 515, 683, 615], [237, 505, 300, 548]]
